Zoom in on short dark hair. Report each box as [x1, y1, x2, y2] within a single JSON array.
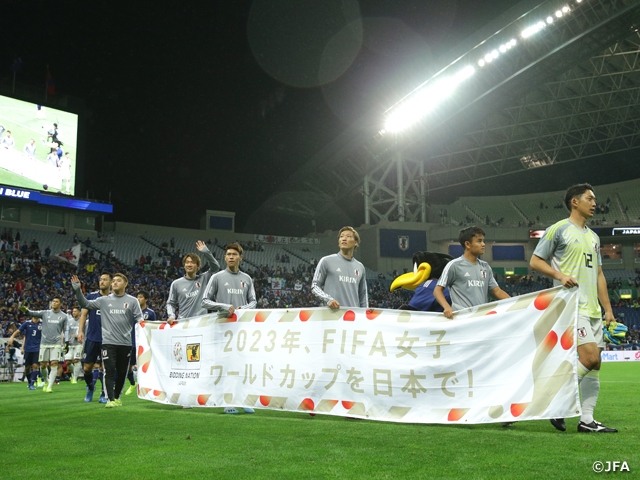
[[182, 253, 201, 269], [225, 243, 243, 255], [564, 183, 594, 211], [137, 290, 149, 300], [100, 271, 113, 279], [459, 226, 485, 249], [52, 296, 62, 303]]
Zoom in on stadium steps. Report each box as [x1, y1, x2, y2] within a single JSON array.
[[510, 201, 529, 222], [463, 205, 484, 224], [614, 193, 629, 223], [282, 247, 308, 264]]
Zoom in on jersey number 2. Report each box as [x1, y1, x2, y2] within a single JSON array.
[[583, 253, 593, 268]]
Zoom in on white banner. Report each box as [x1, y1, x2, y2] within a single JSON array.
[[136, 287, 581, 424]]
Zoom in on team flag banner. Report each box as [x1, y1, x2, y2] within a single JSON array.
[[136, 286, 580, 424]]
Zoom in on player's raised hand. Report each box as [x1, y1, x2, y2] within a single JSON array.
[[196, 240, 206, 251], [71, 274, 80, 284], [19, 305, 28, 313]]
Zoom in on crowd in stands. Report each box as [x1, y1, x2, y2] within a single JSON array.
[[1, 234, 639, 351]]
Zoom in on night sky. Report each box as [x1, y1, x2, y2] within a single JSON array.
[[6, 0, 636, 234]]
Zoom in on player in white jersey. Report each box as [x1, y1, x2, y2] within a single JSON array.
[[64, 307, 83, 383], [531, 183, 616, 433], [434, 226, 510, 318], [202, 243, 256, 414], [311, 226, 368, 309]]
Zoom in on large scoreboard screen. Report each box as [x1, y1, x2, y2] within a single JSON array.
[[0, 94, 78, 196]]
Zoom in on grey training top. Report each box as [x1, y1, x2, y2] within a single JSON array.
[[437, 256, 499, 310], [27, 308, 68, 345], [73, 283, 142, 346], [311, 253, 368, 308], [202, 269, 257, 313], [166, 247, 220, 319], [66, 314, 81, 346]]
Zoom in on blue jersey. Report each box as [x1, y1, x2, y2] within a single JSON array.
[[19, 320, 42, 352], [85, 291, 103, 343], [408, 279, 451, 312]]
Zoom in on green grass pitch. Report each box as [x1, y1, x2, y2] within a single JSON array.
[[1, 362, 637, 479]]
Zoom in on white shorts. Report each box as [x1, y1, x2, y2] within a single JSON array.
[[64, 345, 83, 361], [39, 345, 63, 363], [577, 314, 604, 348]]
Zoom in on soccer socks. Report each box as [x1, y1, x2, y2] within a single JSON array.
[[41, 367, 48, 385], [580, 369, 600, 424], [47, 367, 56, 390], [84, 368, 94, 390], [127, 370, 135, 386], [29, 370, 39, 386]]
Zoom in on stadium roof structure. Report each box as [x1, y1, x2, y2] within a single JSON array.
[[250, 0, 640, 234]]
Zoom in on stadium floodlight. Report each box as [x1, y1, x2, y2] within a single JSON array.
[[491, 49, 499, 59], [547, 16, 554, 23], [384, 67, 475, 132], [562, 6, 570, 13], [499, 45, 507, 53], [510, 39, 516, 46], [484, 53, 493, 62], [478, 59, 486, 67], [556, 10, 563, 17]]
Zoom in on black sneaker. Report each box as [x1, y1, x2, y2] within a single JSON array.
[[577, 420, 618, 433], [550, 418, 566, 432]]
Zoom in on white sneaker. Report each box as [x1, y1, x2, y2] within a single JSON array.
[[243, 408, 255, 414], [224, 407, 239, 414]]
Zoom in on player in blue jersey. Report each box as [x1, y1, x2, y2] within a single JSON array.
[[6, 317, 42, 390], [77, 272, 111, 403], [125, 291, 156, 396]]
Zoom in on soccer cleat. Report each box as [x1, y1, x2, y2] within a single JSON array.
[[44, 387, 52, 393], [36, 379, 44, 387], [105, 401, 117, 408], [125, 384, 136, 396], [99, 394, 108, 404], [242, 408, 255, 414], [224, 408, 239, 414], [113, 399, 123, 407], [28, 385, 36, 390], [577, 420, 618, 433], [502, 422, 515, 427], [84, 390, 94, 402], [70, 378, 78, 384], [550, 418, 566, 432]]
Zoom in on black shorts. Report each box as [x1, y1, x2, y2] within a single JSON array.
[[24, 351, 39, 366], [82, 339, 102, 364], [129, 342, 137, 366]]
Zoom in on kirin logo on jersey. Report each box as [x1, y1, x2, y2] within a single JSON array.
[[398, 236, 409, 251]]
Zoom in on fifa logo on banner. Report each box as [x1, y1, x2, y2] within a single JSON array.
[[172, 335, 202, 370]]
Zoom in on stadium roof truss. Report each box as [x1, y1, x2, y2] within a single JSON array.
[[261, 0, 640, 228]]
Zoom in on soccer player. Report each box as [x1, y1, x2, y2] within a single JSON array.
[[202, 242, 256, 414], [19, 297, 68, 392], [77, 272, 112, 403], [434, 226, 510, 318], [124, 291, 156, 396], [59, 152, 72, 194], [5, 316, 42, 390], [530, 183, 617, 433], [311, 226, 368, 309], [1, 130, 15, 149], [72, 273, 142, 408], [23, 139, 36, 158], [64, 307, 83, 384], [166, 240, 220, 324]]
